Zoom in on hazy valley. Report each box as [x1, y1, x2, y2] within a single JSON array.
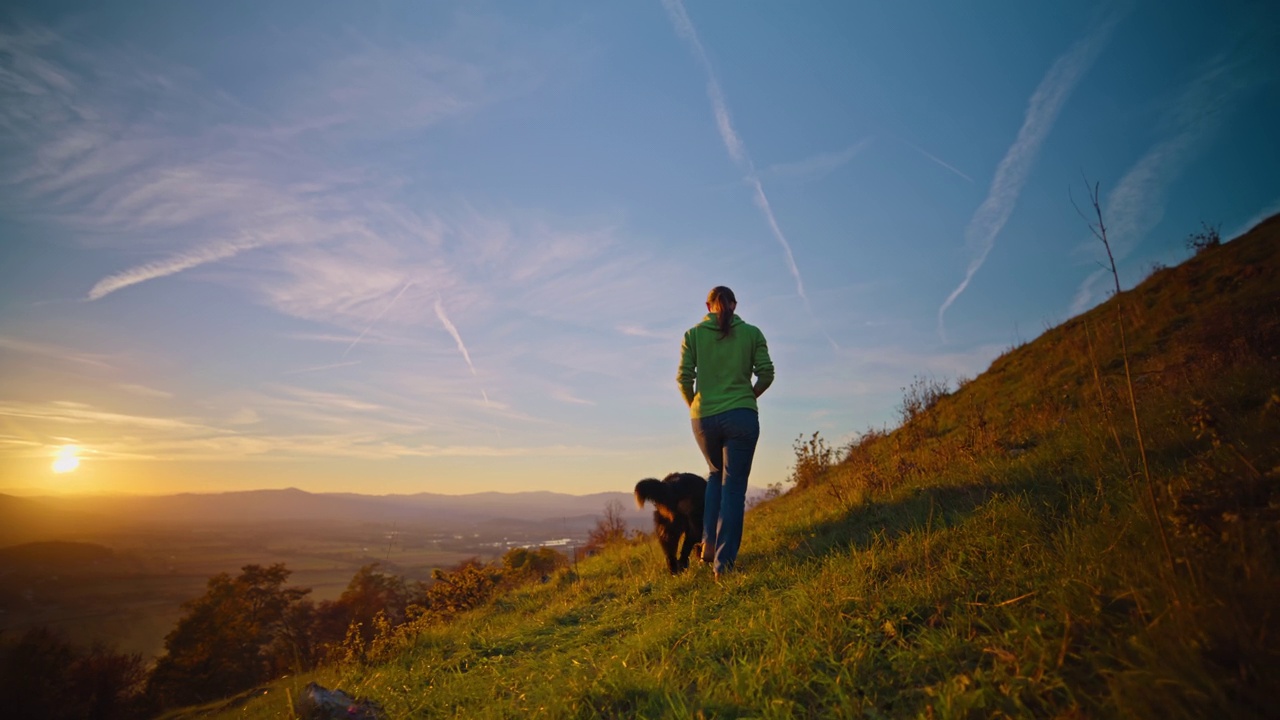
[[0, 488, 661, 658]]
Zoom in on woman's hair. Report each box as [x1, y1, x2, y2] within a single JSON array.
[[707, 286, 737, 339]]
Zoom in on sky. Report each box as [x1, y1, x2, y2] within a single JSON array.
[[1, 1, 1278, 497]]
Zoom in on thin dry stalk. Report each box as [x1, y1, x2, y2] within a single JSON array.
[[1078, 179, 1178, 600], [1084, 319, 1131, 477]]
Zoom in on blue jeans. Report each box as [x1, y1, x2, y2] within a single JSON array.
[[692, 407, 760, 574]]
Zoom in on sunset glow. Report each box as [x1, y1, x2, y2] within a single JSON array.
[[1, 3, 1278, 496], [52, 445, 81, 474]]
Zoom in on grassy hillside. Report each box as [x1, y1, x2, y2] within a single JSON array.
[[182, 217, 1279, 719]]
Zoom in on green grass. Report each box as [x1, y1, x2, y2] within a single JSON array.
[[183, 215, 1280, 719]]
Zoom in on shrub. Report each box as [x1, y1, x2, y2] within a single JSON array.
[[790, 431, 835, 490], [898, 375, 951, 426], [501, 546, 568, 583], [422, 559, 500, 617], [1185, 221, 1221, 255]]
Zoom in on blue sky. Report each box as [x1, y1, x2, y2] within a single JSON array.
[[1, 1, 1278, 496]]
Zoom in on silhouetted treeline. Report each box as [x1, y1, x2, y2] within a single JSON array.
[[2, 546, 569, 717], [0, 626, 153, 720]]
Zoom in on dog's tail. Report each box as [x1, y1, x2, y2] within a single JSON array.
[[634, 478, 666, 509]]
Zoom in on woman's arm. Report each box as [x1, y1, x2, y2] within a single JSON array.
[[752, 328, 774, 398], [677, 329, 698, 407]]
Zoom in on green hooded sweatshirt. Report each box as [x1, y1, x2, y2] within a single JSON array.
[[678, 313, 774, 418]]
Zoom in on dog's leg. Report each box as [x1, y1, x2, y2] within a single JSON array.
[[677, 535, 690, 572], [678, 518, 702, 571], [657, 523, 681, 574]]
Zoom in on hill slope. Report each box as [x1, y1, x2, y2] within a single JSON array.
[[189, 216, 1279, 719]]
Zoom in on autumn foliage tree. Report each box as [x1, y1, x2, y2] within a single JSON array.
[[312, 563, 417, 656], [146, 563, 310, 707]]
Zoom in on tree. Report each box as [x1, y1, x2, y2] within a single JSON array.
[[585, 499, 630, 552], [0, 627, 149, 720], [313, 563, 415, 654], [146, 563, 309, 707]]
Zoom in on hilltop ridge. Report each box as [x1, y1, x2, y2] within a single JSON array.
[[183, 215, 1278, 719]]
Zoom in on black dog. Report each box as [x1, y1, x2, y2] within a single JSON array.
[[634, 472, 706, 574]]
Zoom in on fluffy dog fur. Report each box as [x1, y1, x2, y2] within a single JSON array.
[[634, 472, 706, 574]]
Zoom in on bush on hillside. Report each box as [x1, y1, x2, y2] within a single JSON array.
[[420, 558, 501, 618], [898, 375, 951, 426], [501, 546, 568, 583], [790, 431, 835, 490], [1186, 221, 1221, 255]]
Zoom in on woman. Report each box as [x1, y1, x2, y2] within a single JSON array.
[[677, 286, 774, 579]]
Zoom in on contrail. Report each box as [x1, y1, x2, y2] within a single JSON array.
[[748, 177, 805, 300], [434, 294, 490, 404], [899, 139, 974, 184], [284, 360, 362, 376], [342, 281, 413, 359], [937, 11, 1122, 341], [663, 0, 824, 340]]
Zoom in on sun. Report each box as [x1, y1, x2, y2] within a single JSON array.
[[52, 445, 81, 474]]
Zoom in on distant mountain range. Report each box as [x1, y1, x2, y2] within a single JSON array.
[[0, 485, 762, 546]]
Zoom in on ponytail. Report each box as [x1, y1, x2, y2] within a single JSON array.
[[707, 286, 737, 339]]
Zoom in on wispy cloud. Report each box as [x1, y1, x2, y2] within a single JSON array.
[[764, 137, 874, 182], [1224, 197, 1280, 241], [0, 399, 220, 433], [1069, 268, 1109, 315], [88, 238, 264, 300], [938, 11, 1122, 340], [275, 386, 385, 413], [549, 387, 595, 406], [662, 0, 819, 329], [0, 335, 115, 369], [115, 383, 173, 398], [226, 408, 261, 425], [1070, 52, 1254, 313], [0, 22, 505, 306], [616, 324, 667, 339], [790, 342, 1007, 401]]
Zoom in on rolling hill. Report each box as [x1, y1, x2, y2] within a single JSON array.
[[175, 214, 1279, 718]]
